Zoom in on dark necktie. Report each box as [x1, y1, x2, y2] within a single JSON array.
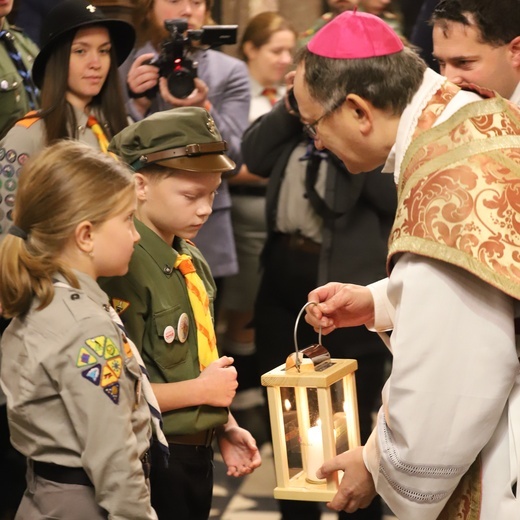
[[0, 29, 39, 110], [303, 143, 344, 220]]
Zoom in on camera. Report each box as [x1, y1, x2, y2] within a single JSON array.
[[149, 18, 238, 99]]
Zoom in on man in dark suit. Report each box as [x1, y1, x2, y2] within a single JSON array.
[[242, 80, 396, 520]]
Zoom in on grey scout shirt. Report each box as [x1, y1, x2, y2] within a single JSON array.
[[0, 270, 156, 520]]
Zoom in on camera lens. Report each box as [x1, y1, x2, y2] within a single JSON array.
[[167, 70, 195, 99]]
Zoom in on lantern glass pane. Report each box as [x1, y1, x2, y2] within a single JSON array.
[[331, 379, 349, 454], [280, 386, 302, 477]]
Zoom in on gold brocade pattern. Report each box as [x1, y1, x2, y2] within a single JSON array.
[[437, 457, 482, 520], [389, 93, 520, 300], [412, 81, 461, 138]]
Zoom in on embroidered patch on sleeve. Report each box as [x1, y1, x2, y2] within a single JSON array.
[[104, 382, 120, 404], [106, 356, 123, 378], [76, 347, 97, 367], [86, 336, 107, 357], [122, 336, 133, 358], [81, 364, 102, 386], [101, 364, 119, 388], [78, 335, 124, 405], [111, 298, 130, 315], [103, 337, 120, 359]]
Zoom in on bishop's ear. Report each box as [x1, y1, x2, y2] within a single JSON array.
[[345, 94, 373, 134]]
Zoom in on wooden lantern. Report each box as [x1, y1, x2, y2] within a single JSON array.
[[260, 304, 360, 502]]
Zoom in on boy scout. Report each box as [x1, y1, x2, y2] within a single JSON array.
[[102, 107, 261, 520]]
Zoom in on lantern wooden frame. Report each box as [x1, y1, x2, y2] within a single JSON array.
[[261, 356, 360, 501]]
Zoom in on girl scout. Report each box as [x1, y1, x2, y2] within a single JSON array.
[[0, 140, 158, 520]]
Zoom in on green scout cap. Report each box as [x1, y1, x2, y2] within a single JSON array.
[[108, 107, 236, 173]]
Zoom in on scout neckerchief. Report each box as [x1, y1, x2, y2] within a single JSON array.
[[0, 28, 39, 109], [173, 254, 219, 371], [261, 87, 278, 107], [86, 114, 110, 154], [107, 306, 170, 464], [53, 281, 169, 465]]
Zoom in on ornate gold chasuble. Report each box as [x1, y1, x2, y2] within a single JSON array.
[[388, 82, 520, 300], [387, 82, 520, 520]]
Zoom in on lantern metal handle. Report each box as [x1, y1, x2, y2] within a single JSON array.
[[293, 301, 323, 372]]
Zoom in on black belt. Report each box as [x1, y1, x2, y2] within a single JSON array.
[[32, 449, 151, 486], [229, 184, 267, 197], [275, 232, 321, 255], [166, 429, 215, 447], [32, 461, 93, 487]]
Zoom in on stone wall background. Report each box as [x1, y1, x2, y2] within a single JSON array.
[[218, 0, 324, 57]]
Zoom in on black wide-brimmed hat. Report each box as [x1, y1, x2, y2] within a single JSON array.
[[32, 0, 135, 88]]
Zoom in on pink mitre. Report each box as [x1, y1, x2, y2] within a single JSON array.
[[308, 8, 403, 58]]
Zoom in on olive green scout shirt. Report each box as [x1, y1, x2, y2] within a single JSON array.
[[101, 219, 228, 435]]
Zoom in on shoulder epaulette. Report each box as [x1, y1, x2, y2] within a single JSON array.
[[15, 111, 41, 129]]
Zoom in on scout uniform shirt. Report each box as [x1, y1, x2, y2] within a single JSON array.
[[0, 271, 156, 520], [0, 106, 105, 241], [101, 219, 229, 436], [0, 19, 39, 138]]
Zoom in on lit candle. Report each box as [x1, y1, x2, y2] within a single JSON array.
[[305, 420, 325, 483]]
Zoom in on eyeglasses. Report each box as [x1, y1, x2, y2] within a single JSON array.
[[302, 99, 345, 139], [303, 112, 329, 139]]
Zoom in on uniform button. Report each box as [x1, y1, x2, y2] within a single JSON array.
[[71, 293, 80, 300], [163, 265, 172, 275]]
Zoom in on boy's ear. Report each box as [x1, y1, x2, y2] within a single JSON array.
[[74, 220, 94, 254], [134, 173, 148, 201], [345, 93, 374, 135]]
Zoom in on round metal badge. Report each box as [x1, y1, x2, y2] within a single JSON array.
[[164, 325, 176, 344], [177, 313, 189, 343]]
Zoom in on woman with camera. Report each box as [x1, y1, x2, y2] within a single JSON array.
[[124, 0, 250, 316]]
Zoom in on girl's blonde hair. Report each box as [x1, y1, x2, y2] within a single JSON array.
[[0, 140, 135, 318]]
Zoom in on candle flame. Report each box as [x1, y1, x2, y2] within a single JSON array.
[[284, 399, 292, 412]]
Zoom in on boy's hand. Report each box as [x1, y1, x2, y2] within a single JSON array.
[[198, 356, 238, 407], [218, 425, 262, 477]]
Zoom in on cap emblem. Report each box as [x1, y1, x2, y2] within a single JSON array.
[[86, 4, 97, 13], [206, 115, 217, 136]]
